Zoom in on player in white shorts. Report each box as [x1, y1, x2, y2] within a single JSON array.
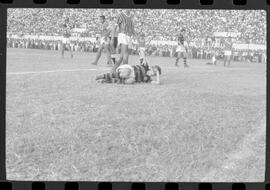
[[61, 18, 73, 59], [223, 38, 233, 67], [175, 28, 189, 67], [91, 15, 112, 66], [137, 33, 155, 65]]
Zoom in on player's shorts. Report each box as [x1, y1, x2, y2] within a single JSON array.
[[212, 56, 216, 62], [176, 45, 187, 53], [224, 50, 232, 56], [62, 37, 70, 44], [118, 33, 132, 47]]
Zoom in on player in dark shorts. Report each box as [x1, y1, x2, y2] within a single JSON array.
[[175, 28, 189, 67], [61, 18, 74, 59]]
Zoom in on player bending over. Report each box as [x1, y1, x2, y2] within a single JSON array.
[[175, 28, 189, 68], [61, 18, 74, 59], [96, 63, 161, 85]]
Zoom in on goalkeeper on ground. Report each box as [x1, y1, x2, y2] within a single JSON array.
[[95, 63, 161, 85]]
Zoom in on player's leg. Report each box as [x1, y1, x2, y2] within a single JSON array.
[[112, 44, 124, 73], [122, 34, 130, 65], [110, 37, 118, 65], [175, 52, 180, 66], [228, 55, 231, 67], [66, 43, 73, 59], [183, 50, 188, 67], [224, 55, 227, 67], [61, 43, 65, 58], [122, 44, 129, 65], [91, 44, 104, 65], [69, 43, 74, 58], [96, 71, 119, 83], [104, 44, 111, 65], [139, 48, 146, 64]]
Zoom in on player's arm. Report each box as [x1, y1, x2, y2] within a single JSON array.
[[151, 72, 160, 85]]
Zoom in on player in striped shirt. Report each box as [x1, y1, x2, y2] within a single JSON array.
[[111, 10, 136, 73], [96, 63, 161, 85], [175, 28, 189, 67]]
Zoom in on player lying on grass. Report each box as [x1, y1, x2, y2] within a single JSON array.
[[96, 63, 161, 84]]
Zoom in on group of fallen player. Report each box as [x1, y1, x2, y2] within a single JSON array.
[[60, 11, 233, 85], [93, 11, 162, 85]]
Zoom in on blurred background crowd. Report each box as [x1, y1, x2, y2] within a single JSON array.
[[7, 9, 266, 63]]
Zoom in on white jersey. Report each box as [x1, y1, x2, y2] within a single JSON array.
[[116, 64, 135, 79]]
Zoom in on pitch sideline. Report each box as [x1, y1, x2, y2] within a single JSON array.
[[7, 68, 111, 75]]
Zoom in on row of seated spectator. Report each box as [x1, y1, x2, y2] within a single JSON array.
[[7, 37, 266, 63]]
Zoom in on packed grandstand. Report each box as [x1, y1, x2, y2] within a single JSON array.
[[6, 9, 267, 63]]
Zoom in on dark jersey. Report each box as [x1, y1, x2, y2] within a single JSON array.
[[62, 23, 72, 38], [178, 33, 185, 45], [131, 64, 151, 83]]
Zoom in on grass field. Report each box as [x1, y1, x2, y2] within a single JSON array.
[[6, 48, 266, 182]]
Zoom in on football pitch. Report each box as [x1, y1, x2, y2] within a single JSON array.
[[6, 48, 266, 182]]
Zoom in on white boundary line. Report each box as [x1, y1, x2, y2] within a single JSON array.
[[7, 68, 111, 75]]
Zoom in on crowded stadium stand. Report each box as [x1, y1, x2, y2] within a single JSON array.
[[7, 9, 266, 63]]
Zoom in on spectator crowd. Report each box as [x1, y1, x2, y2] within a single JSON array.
[[7, 9, 266, 63]]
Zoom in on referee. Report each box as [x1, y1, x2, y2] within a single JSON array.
[[112, 10, 136, 73]]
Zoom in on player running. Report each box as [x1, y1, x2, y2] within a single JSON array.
[[96, 63, 161, 85], [175, 28, 189, 68], [61, 18, 74, 59], [91, 15, 112, 66]]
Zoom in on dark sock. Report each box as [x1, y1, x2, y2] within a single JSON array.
[[175, 58, 179, 65], [184, 57, 187, 65], [140, 58, 143, 64], [112, 58, 116, 65]]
